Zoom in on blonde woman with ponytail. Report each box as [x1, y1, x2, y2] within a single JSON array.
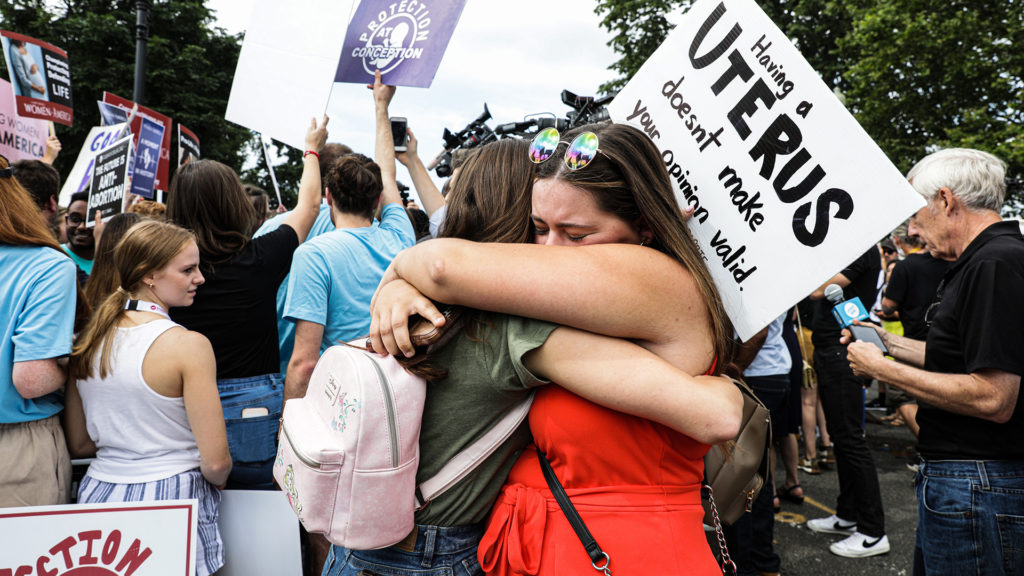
[[65, 220, 231, 576]]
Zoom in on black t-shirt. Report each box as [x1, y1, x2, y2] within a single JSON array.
[[918, 221, 1024, 460], [811, 247, 882, 349], [171, 225, 299, 379], [883, 251, 949, 340]]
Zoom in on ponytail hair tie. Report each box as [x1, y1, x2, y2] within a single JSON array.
[[116, 286, 129, 296]]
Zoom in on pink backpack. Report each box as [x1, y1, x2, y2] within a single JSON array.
[[274, 344, 530, 550]]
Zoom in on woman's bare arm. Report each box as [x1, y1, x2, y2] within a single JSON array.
[[176, 331, 232, 488], [373, 239, 713, 370], [62, 379, 97, 458], [525, 326, 741, 444]]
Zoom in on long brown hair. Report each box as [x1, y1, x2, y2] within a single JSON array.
[[397, 138, 536, 378], [0, 156, 62, 251], [535, 122, 735, 374], [166, 159, 256, 270], [70, 220, 196, 380], [83, 212, 144, 310]]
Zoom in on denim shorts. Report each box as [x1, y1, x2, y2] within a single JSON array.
[[217, 373, 283, 490], [914, 459, 1024, 575], [322, 523, 485, 576]]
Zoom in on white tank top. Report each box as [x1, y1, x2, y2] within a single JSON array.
[[78, 318, 202, 483]]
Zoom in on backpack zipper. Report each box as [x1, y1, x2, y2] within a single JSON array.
[[366, 355, 400, 468], [282, 423, 322, 470]]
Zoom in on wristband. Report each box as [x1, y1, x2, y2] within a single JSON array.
[[304, 150, 320, 160]]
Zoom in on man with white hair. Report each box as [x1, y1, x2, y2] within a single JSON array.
[[846, 148, 1024, 575]]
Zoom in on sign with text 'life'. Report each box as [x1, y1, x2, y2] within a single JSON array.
[[608, 0, 924, 340]]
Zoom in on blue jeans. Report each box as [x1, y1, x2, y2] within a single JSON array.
[[914, 459, 1024, 575], [217, 373, 283, 490], [322, 523, 485, 576]]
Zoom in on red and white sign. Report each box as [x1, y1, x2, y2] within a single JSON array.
[[0, 500, 197, 576], [0, 78, 48, 162]]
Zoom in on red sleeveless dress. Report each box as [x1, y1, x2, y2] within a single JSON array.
[[478, 385, 720, 575]]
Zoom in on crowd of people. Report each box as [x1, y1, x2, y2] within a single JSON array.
[[1, 68, 1022, 576]]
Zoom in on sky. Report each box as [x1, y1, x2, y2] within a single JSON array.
[[207, 0, 623, 197]]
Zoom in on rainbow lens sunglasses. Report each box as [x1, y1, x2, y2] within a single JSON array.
[[528, 128, 600, 171]]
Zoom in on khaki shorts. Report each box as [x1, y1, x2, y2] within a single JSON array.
[[0, 414, 71, 508]]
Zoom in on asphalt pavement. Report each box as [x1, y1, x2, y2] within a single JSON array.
[[768, 403, 920, 575]]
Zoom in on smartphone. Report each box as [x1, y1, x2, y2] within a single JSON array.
[[390, 117, 408, 152], [850, 324, 888, 354]]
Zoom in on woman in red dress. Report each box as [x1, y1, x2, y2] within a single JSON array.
[[372, 122, 737, 575]]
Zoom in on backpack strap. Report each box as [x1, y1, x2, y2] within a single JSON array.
[[415, 394, 534, 509]]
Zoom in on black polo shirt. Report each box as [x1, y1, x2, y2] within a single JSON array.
[[811, 247, 881, 349], [883, 251, 949, 340], [918, 220, 1024, 460]]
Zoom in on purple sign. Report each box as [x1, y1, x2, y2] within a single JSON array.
[[334, 0, 467, 88], [130, 116, 164, 199]]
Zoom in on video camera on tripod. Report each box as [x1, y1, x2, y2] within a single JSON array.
[[430, 104, 496, 178]]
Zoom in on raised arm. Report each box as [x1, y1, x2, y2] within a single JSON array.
[[280, 116, 329, 243], [371, 70, 404, 209], [177, 330, 232, 488], [396, 129, 445, 217], [525, 326, 742, 444]]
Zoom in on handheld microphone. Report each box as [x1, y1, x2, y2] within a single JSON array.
[[825, 283, 869, 328]]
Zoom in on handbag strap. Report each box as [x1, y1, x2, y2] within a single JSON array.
[[537, 449, 612, 576], [702, 483, 738, 576]]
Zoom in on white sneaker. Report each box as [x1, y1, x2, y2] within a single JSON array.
[[830, 531, 890, 558], [806, 514, 857, 535]]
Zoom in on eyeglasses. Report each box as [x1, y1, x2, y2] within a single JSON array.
[[66, 213, 87, 226], [529, 128, 601, 171], [924, 278, 946, 328]]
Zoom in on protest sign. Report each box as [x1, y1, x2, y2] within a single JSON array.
[[334, 0, 468, 88], [103, 92, 172, 191], [98, 99, 129, 126], [0, 31, 73, 126], [607, 0, 925, 340], [218, 490, 302, 576], [59, 122, 127, 206], [130, 115, 164, 199], [0, 78, 47, 162], [87, 133, 132, 226], [225, 0, 351, 150], [0, 500, 197, 575], [178, 123, 200, 166]]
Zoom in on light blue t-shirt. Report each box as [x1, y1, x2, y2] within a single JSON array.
[[254, 204, 336, 375], [1, 245, 77, 423], [284, 203, 415, 354], [744, 313, 793, 378]]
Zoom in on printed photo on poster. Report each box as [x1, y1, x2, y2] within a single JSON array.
[[178, 123, 201, 166], [87, 134, 133, 226], [0, 30, 73, 125], [334, 0, 467, 88]]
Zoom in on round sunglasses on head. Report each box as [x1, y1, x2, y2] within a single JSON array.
[[528, 127, 600, 171]]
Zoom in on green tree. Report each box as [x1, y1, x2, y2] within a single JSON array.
[[594, 0, 1023, 208], [0, 0, 303, 201]]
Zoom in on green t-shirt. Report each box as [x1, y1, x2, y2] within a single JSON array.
[[414, 312, 557, 526]]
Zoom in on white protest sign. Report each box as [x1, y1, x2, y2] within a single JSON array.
[[0, 500, 197, 575], [58, 122, 127, 206], [225, 0, 353, 150], [217, 490, 302, 576], [608, 0, 925, 340]]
